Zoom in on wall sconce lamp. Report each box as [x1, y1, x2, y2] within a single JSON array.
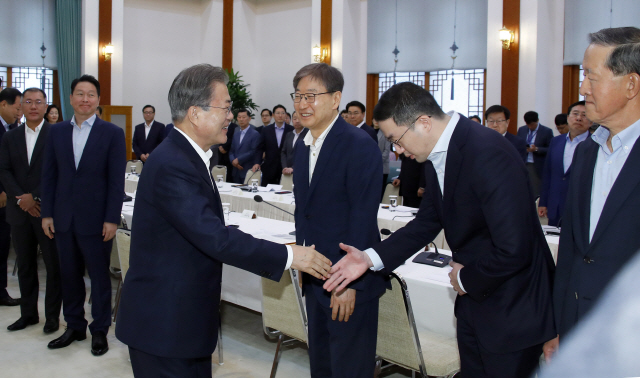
[[313, 44, 328, 63], [499, 27, 514, 50], [103, 43, 114, 61]]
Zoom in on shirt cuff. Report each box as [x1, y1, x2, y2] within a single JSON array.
[[284, 245, 293, 270], [456, 268, 466, 293], [365, 248, 384, 271]]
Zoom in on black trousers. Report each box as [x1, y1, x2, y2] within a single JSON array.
[[12, 216, 61, 320], [56, 229, 112, 334], [0, 207, 11, 297], [129, 346, 212, 378], [457, 314, 542, 378], [305, 288, 379, 378]]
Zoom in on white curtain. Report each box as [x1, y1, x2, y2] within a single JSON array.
[[367, 0, 488, 74], [564, 0, 640, 65], [0, 0, 58, 68]]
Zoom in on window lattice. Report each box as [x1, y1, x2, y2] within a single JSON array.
[[378, 72, 426, 98], [0, 67, 6, 90], [429, 69, 485, 120], [9, 67, 54, 104]]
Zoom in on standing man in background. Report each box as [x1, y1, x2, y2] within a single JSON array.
[[281, 111, 308, 176], [260, 105, 293, 185], [485, 105, 527, 163], [229, 109, 262, 184], [517, 111, 553, 198], [132, 105, 165, 162], [346, 100, 377, 141]]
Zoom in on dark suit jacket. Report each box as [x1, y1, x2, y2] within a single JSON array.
[[164, 123, 174, 138], [280, 128, 308, 169], [132, 121, 166, 159], [229, 126, 262, 183], [375, 116, 555, 353], [293, 116, 386, 306], [0, 122, 50, 226], [539, 134, 578, 226], [260, 123, 294, 184], [115, 129, 287, 359], [517, 124, 554, 176], [0, 122, 18, 193], [360, 123, 378, 141], [554, 135, 640, 336], [398, 155, 424, 208], [505, 132, 527, 163], [41, 117, 126, 235]]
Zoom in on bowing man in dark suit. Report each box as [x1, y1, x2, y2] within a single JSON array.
[[132, 105, 165, 162], [517, 111, 554, 197], [538, 101, 591, 227], [325, 82, 556, 378], [0, 87, 22, 307], [346, 100, 377, 141], [114, 64, 331, 378], [485, 105, 527, 163], [544, 27, 640, 362], [0, 88, 61, 333], [229, 109, 262, 184], [260, 104, 293, 185], [41, 75, 126, 356], [280, 111, 308, 176], [292, 63, 386, 378]]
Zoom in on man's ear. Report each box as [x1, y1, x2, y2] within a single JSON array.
[[332, 91, 342, 110]]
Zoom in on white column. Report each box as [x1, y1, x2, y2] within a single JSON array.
[[485, 0, 503, 108], [111, 0, 124, 104], [201, 0, 224, 66], [81, 0, 99, 77], [311, 0, 321, 63]]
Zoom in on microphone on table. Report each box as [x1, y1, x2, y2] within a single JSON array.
[[380, 228, 392, 236], [253, 195, 296, 235], [411, 242, 452, 268]]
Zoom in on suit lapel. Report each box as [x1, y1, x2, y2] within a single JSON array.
[[76, 119, 106, 172], [442, 119, 468, 216], [307, 120, 345, 199], [61, 123, 76, 171], [29, 122, 50, 169], [575, 140, 599, 251], [15, 125, 30, 169]]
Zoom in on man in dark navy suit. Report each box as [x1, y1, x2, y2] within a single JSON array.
[[132, 105, 165, 162], [41, 75, 126, 356], [325, 82, 556, 378], [544, 26, 640, 363], [292, 63, 386, 378], [259, 105, 293, 185], [346, 100, 377, 141], [485, 105, 527, 163], [0, 88, 61, 333], [538, 101, 591, 227], [115, 64, 331, 378], [517, 111, 554, 197], [280, 111, 308, 175], [0, 87, 22, 307]]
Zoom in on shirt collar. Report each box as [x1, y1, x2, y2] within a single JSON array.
[[528, 123, 539, 133], [174, 126, 213, 167], [356, 120, 365, 128], [591, 118, 640, 153], [304, 114, 340, 147], [25, 119, 45, 133], [428, 111, 460, 160], [0, 116, 8, 127], [274, 123, 284, 130], [294, 128, 304, 135], [145, 120, 154, 128], [566, 130, 589, 143], [71, 114, 97, 129]]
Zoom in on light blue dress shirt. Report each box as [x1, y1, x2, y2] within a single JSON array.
[[563, 131, 589, 173], [589, 118, 640, 241], [71, 114, 97, 168], [274, 123, 285, 147], [526, 124, 539, 163], [238, 126, 249, 144], [0, 116, 10, 131]]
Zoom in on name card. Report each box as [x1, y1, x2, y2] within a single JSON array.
[[242, 210, 256, 219]]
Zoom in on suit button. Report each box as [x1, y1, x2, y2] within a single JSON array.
[[583, 257, 592, 263]]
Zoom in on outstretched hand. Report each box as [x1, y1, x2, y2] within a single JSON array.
[[322, 243, 373, 293], [291, 244, 332, 280]]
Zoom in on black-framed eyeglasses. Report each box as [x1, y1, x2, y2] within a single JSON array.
[[290, 92, 335, 103], [388, 115, 423, 147], [204, 101, 233, 115]]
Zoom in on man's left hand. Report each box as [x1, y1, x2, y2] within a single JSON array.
[[251, 164, 260, 172], [448, 261, 466, 296], [16, 193, 37, 211], [102, 222, 118, 242], [331, 288, 356, 322], [527, 144, 538, 153], [0, 192, 6, 208]]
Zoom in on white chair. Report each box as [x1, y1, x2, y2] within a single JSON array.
[[244, 169, 262, 185], [261, 269, 307, 378], [382, 183, 403, 205], [112, 229, 131, 323], [280, 173, 293, 191], [211, 165, 227, 182], [126, 160, 143, 175], [375, 272, 460, 378]]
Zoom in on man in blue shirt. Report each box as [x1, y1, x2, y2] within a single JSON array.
[[517, 111, 554, 198]]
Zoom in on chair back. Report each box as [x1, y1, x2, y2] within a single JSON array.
[[124, 179, 138, 193], [109, 214, 128, 273], [126, 160, 143, 175], [211, 165, 227, 182], [116, 229, 132, 282], [382, 183, 401, 205], [280, 173, 293, 191], [261, 269, 307, 343], [244, 169, 262, 185]]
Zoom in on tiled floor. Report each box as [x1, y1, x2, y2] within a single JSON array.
[[1, 250, 412, 377]]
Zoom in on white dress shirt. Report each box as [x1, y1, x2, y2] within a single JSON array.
[[303, 114, 340, 184], [25, 120, 44, 165], [364, 112, 466, 290], [355, 120, 365, 128], [144, 120, 154, 139], [292, 128, 304, 147], [71, 114, 97, 168], [174, 127, 293, 268], [589, 119, 640, 241], [563, 131, 588, 173]]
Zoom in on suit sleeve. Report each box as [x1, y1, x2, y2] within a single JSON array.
[[104, 127, 127, 224], [40, 130, 57, 218], [132, 126, 143, 158], [0, 133, 24, 198], [281, 135, 290, 169], [535, 128, 553, 155], [237, 132, 261, 166]]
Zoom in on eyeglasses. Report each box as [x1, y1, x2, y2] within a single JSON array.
[[143, 111, 155, 115], [347, 111, 362, 116], [24, 100, 46, 106], [486, 119, 507, 125], [204, 101, 233, 115], [387, 115, 423, 147], [290, 92, 335, 103]]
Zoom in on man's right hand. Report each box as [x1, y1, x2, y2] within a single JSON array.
[[232, 158, 240, 168], [0, 191, 6, 208], [42, 217, 55, 239], [290, 245, 332, 280], [392, 179, 400, 187], [323, 243, 373, 293], [218, 146, 227, 154], [538, 206, 548, 218], [543, 335, 559, 363], [282, 167, 293, 175]]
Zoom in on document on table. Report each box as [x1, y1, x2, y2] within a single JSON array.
[[251, 229, 296, 243]]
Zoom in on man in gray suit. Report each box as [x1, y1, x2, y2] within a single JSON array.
[[281, 111, 308, 176]]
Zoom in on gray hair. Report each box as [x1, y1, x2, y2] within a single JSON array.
[[168, 64, 229, 122], [589, 27, 640, 76], [373, 82, 445, 127], [293, 63, 344, 93]]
